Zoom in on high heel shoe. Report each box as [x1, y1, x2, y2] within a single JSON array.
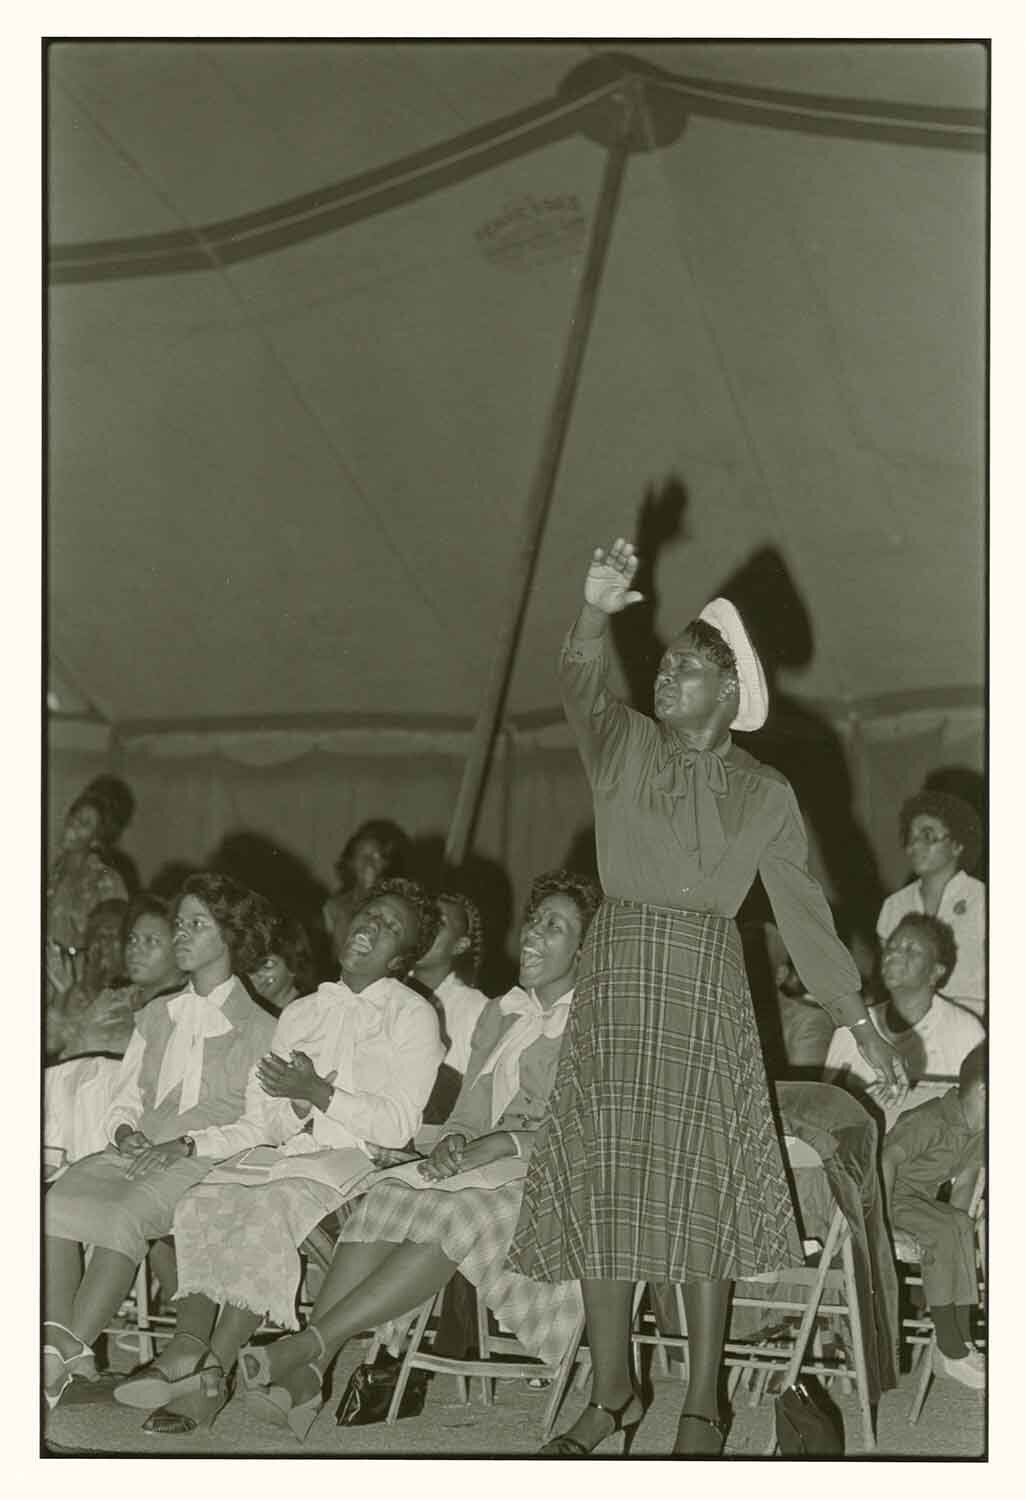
[[42, 1322, 94, 1411], [243, 1328, 328, 1443], [539, 1389, 646, 1456], [115, 1331, 212, 1410], [673, 1411, 727, 1456], [141, 1360, 229, 1435], [237, 1324, 320, 1392]]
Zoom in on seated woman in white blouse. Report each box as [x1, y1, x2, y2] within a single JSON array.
[[231, 869, 602, 1441], [877, 791, 985, 1018], [116, 877, 444, 1435], [43, 874, 278, 1410]]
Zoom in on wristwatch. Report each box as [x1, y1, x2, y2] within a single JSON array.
[[181, 1135, 197, 1157]]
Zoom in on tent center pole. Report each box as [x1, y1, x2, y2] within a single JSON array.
[[444, 93, 637, 868]]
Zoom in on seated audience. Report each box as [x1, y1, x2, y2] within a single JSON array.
[[115, 877, 443, 1434], [881, 1043, 986, 1389], [764, 923, 836, 1073], [46, 897, 128, 1059], [47, 777, 133, 989], [877, 791, 985, 1017], [45, 895, 185, 1163], [825, 914, 984, 1098], [226, 870, 600, 1442], [322, 819, 411, 962], [412, 892, 489, 1076], [42, 873, 277, 1410], [248, 914, 318, 1014]]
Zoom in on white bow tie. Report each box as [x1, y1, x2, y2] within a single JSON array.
[[478, 987, 572, 1126], [155, 985, 233, 1113]]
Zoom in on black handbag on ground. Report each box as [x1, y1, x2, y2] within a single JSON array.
[[334, 1352, 430, 1426], [774, 1377, 844, 1455]]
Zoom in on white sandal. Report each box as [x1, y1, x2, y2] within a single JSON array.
[[43, 1322, 93, 1411]]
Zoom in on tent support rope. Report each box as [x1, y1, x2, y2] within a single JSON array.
[[443, 86, 636, 868]]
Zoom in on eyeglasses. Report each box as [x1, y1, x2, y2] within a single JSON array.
[[904, 828, 951, 847], [173, 916, 216, 935]]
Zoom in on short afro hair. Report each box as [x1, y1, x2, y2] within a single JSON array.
[[335, 819, 411, 888], [262, 914, 318, 998], [524, 869, 603, 940], [176, 872, 277, 977], [889, 912, 958, 992], [438, 891, 485, 985], [122, 891, 173, 948], [679, 619, 738, 679], [899, 790, 982, 873], [365, 876, 442, 968], [70, 775, 134, 848]]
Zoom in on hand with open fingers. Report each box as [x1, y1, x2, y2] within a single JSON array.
[[857, 1027, 908, 1107], [46, 940, 78, 996], [418, 1132, 467, 1181], [584, 537, 645, 614], [125, 1138, 191, 1179], [114, 1128, 151, 1157]]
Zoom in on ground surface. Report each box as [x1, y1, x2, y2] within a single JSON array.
[[43, 1337, 986, 1460]]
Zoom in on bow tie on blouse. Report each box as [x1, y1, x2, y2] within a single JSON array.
[[478, 987, 573, 1126], [652, 736, 732, 875], [155, 984, 234, 1113]]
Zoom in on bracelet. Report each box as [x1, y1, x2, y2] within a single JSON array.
[[849, 1017, 871, 1029], [508, 1133, 523, 1159], [181, 1135, 196, 1157]]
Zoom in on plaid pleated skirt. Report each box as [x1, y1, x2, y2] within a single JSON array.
[[338, 1171, 583, 1366], [508, 898, 804, 1284]]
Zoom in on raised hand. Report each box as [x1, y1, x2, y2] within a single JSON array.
[[584, 538, 645, 615]]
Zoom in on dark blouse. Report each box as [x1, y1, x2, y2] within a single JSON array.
[[561, 627, 862, 1022]]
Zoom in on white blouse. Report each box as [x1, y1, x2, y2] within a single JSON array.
[[187, 975, 444, 1159]]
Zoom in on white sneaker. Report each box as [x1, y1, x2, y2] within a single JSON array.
[[933, 1344, 986, 1389]]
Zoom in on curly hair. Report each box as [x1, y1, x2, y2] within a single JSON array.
[[899, 790, 982, 872], [70, 775, 134, 849], [176, 872, 277, 976], [889, 912, 958, 992], [335, 819, 411, 888], [524, 869, 603, 939], [679, 619, 738, 679], [438, 891, 485, 985], [365, 876, 442, 968], [121, 891, 173, 947], [264, 914, 318, 998]]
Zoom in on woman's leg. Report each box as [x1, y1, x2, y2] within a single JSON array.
[[674, 1278, 731, 1453], [142, 1293, 220, 1379], [70, 1247, 139, 1347], [547, 1278, 640, 1449], [255, 1238, 458, 1395], [208, 1305, 262, 1373], [43, 1235, 81, 1331]]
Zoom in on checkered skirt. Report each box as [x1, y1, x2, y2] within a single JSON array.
[[508, 898, 804, 1283], [338, 1172, 583, 1367]]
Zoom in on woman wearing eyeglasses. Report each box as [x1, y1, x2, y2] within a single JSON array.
[[877, 792, 985, 1018], [43, 873, 277, 1411]]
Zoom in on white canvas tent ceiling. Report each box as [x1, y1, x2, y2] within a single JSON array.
[[48, 41, 986, 737]]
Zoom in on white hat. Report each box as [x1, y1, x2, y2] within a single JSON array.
[[697, 597, 769, 732]]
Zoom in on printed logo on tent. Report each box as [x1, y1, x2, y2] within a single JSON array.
[[475, 194, 587, 270]]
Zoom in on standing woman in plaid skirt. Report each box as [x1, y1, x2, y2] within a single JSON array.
[[508, 537, 906, 1456]]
